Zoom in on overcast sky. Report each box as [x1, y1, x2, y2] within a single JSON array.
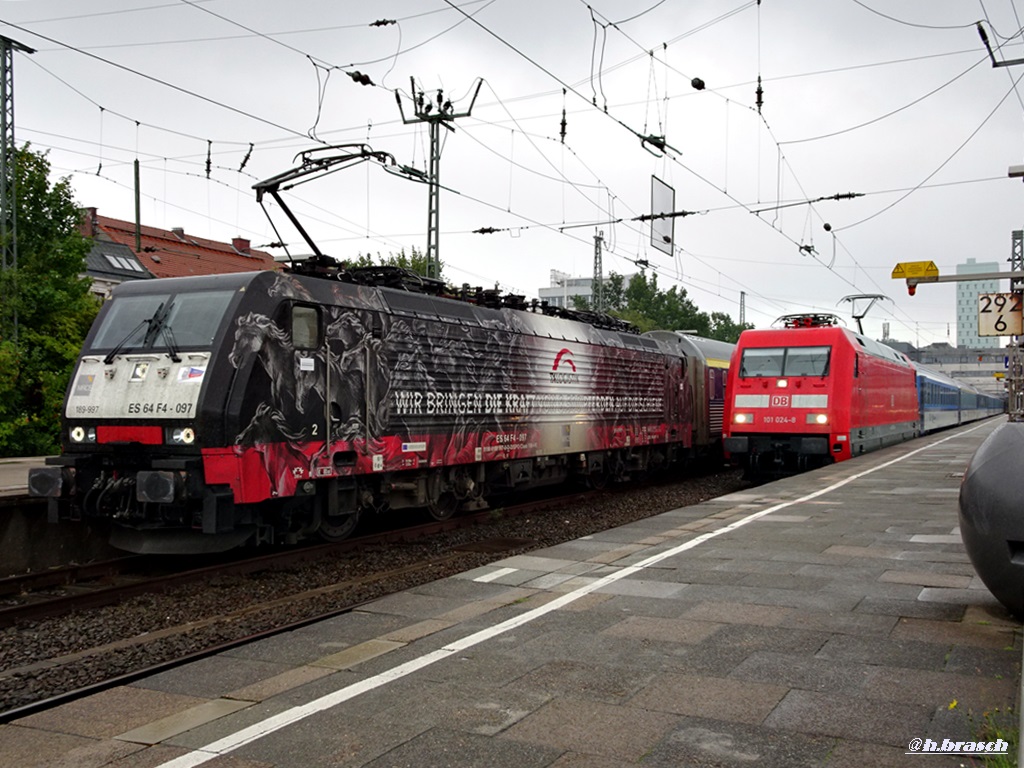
[[3, 0, 1024, 346]]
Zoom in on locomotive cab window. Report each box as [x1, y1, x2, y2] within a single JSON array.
[[91, 293, 170, 350], [161, 290, 236, 346], [739, 347, 784, 377], [291, 305, 320, 349], [784, 346, 830, 377], [739, 345, 831, 378], [89, 289, 235, 352]]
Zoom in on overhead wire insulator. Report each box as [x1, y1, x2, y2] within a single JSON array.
[[205, 139, 212, 179], [238, 142, 253, 172], [347, 70, 374, 86], [370, 19, 396, 27], [559, 88, 567, 143], [755, 75, 763, 113], [399, 165, 427, 180]]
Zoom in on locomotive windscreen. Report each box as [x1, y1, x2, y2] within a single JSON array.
[[740, 346, 830, 378], [89, 289, 236, 352]]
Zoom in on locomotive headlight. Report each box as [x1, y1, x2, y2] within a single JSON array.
[[733, 413, 754, 425], [170, 427, 196, 445], [776, 379, 788, 388], [806, 413, 829, 425], [69, 426, 97, 443]]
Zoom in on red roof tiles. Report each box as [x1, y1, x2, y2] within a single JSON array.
[[82, 208, 280, 279]]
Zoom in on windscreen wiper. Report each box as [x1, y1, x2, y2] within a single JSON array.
[[141, 301, 181, 361], [142, 301, 171, 347], [102, 301, 170, 364], [160, 322, 181, 362], [103, 314, 157, 365]]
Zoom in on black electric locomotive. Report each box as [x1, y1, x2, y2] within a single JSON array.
[[29, 263, 735, 554]]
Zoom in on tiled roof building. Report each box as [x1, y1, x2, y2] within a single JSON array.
[[80, 208, 278, 297], [85, 236, 153, 299]]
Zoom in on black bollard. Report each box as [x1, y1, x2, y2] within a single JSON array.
[[958, 421, 1024, 618]]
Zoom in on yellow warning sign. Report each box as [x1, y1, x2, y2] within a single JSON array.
[[891, 261, 939, 279]]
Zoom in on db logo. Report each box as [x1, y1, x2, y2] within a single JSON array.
[[771, 395, 790, 407]]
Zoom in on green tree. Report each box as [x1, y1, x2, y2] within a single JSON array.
[[623, 271, 709, 334], [0, 145, 99, 456], [352, 246, 442, 279], [601, 272, 627, 312], [572, 270, 750, 342], [709, 311, 753, 344]]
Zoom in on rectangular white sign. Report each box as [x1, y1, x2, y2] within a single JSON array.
[[978, 292, 1023, 337]]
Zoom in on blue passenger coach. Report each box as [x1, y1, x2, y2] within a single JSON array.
[[915, 365, 1004, 432]]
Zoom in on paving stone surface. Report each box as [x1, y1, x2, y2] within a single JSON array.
[[5, 419, 1019, 767], [14, 686, 207, 740], [0, 724, 144, 768], [500, 697, 679, 762]]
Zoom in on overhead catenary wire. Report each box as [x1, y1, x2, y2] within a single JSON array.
[[19, 6, 998, 174], [567, 0, 1016, 253], [850, 1, 982, 31], [41, 130, 940, 342], [0, 18, 314, 140], [837, 66, 1024, 231], [575, 0, 1013, 341], [20, 0, 493, 48], [5, 1, 1012, 345], [778, 53, 991, 145]]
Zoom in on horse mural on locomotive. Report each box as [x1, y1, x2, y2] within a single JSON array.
[[29, 264, 735, 554], [722, 314, 1006, 478]]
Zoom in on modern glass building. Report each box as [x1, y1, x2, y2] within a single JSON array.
[[956, 258, 1001, 349]]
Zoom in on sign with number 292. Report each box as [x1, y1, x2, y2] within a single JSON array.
[[978, 292, 1023, 337]]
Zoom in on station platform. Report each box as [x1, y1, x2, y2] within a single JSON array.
[[0, 456, 44, 499], [1, 418, 1019, 767]]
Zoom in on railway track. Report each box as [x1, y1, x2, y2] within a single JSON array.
[[0, 556, 147, 600], [0, 469, 747, 721], [0, 489, 584, 628], [0, 543, 511, 723]]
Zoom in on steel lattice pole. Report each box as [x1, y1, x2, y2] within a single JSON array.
[[1009, 231, 1024, 421], [0, 36, 33, 344], [1, 37, 14, 275]]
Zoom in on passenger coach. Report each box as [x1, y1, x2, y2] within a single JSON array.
[[642, 330, 734, 461]]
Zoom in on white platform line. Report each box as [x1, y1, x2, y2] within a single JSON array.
[[473, 566, 519, 583], [156, 425, 985, 768]]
